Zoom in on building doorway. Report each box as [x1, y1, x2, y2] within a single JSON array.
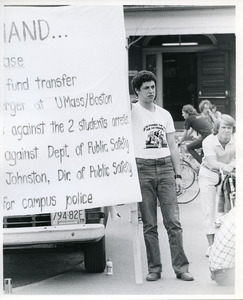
[[129, 34, 235, 121], [163, 52, 197, 122]]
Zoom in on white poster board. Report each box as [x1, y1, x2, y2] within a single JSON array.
[[3, 5, 142, 216]]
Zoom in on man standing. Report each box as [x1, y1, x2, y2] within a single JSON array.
[[131, 70, 194, 282], [199, 114, 235, 256]]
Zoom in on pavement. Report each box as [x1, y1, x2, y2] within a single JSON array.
[[7, 197, 240, 298], [3, 245, 84, 288]]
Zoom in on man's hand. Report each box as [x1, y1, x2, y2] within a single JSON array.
[[175, 177, 183, 194], [222, 165, 235, 175]]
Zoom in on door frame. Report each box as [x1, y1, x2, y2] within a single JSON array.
[[142, 45, 217, 108]]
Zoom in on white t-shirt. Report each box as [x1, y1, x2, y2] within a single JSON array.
[[131, 102, 175, 159]]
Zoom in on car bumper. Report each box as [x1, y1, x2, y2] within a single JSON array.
[[3, 224, 105, 247]]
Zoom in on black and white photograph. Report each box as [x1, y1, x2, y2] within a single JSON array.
[[1, 0, 242, 299]]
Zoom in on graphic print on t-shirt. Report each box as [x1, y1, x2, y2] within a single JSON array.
[[144, 124, 167, 148]]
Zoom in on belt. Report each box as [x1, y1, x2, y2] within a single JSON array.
[[201, 163, 220, 174], [136, 156, 171, 166]]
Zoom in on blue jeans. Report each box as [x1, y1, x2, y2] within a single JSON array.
[[136, 157, 189, 275]]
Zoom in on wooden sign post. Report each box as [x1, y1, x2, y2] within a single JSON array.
[[131, 203, 143, 284]]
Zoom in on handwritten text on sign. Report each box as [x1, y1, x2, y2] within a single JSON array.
[[3, 6, 142, 216]]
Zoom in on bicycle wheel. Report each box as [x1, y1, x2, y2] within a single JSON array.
[[177, 163, 200, 204], [180, 162, 195, 189]]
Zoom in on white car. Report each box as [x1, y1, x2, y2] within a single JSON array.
[[3, 207, 109, 273]]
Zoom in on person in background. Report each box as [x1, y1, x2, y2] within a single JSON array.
[[199, 99, 217, 125], [211, 104, 222, 120], [209, 207, 235, 286], [130, 70, 194, 282], [209, 171, 235, 286], [198, 114, 235, 257], [178, 104, 213, 164]]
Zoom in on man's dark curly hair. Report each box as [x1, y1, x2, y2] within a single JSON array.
[[131, 70, 157, 96]]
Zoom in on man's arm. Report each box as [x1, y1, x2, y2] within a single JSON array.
[[167, 132, 183, 191], [202, 138, 235, 174], [203, 155, 235, 174], [207, 109, 217, 123]]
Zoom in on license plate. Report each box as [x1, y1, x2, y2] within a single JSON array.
[[51, 210, 85, 225]]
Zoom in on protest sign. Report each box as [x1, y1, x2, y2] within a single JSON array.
[[3, 5, 142, 216]]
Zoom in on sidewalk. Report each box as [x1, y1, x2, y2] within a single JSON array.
[[10, 200, 237, 298]]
